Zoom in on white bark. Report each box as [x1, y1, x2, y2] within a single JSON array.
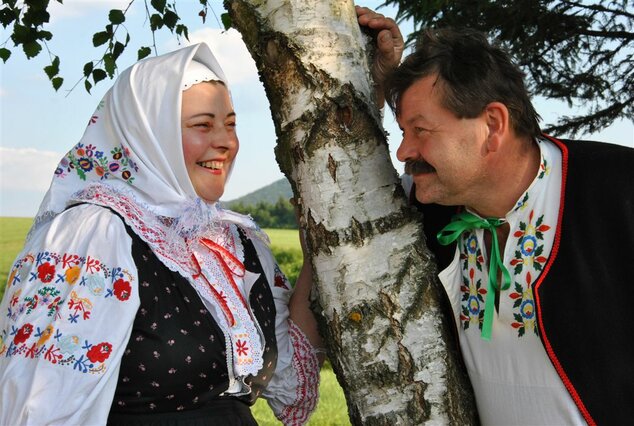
[[228, 0, 477, 424]]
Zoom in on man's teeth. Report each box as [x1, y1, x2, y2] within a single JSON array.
[[197, 161, 222, 170]]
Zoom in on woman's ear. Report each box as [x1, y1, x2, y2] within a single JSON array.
[[483, 102, 510, 153]]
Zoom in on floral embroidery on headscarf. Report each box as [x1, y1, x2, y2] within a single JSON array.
[[55, 141, 138, 184]]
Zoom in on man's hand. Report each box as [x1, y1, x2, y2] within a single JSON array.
[[356, 5, 404, 105]]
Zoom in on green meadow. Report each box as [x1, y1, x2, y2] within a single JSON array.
[[0, 218, 350, 425]]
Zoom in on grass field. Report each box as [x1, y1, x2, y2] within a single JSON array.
[[0, 218, 350, 425]]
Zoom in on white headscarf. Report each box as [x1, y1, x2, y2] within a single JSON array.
[[30, 43, 265, 275]]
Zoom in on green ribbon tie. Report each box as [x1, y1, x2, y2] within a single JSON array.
[[437, 211, 511, 340]]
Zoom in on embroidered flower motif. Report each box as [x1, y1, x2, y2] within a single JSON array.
[[236, 339, 249, 357], [86, 342, 113, 363], [58, 335, 80, 355], [37, 262, 56, 283], [14, 323, 34, 344], [274, 266, 290, 289], [537, 157, 550, 179], [68, 291, 93, 321], [510, 271, 539, 337], [65, 266, 81, 284], [37, 324, 55, 346], [460, 268, 486, 330], [460, 235, 484, 272], [86, 274, 105, 296], [113, 279, 132, 301], [511, 210, 551, 274], [56, 141, 137, 184]]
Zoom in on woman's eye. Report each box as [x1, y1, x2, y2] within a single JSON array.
[[194, 122, 211, 128]]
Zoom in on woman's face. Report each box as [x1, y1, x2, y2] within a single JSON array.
[[181, 82, 238, 203]]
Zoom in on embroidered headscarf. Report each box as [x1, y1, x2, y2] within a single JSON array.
[[29, 43, 267, 378]]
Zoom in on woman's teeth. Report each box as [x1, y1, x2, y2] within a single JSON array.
[[197, 161, 222, 170]]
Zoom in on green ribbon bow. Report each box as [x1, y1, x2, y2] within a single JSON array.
[[437, 211, 511, 340]]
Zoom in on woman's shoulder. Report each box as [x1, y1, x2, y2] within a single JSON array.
[[33, 203, 131, 249]]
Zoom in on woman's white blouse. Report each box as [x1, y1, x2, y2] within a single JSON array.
[[0, 204, 319, 425]]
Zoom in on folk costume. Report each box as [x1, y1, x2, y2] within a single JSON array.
[[406, 135, 634, 425], [0, 43, 319, 425]]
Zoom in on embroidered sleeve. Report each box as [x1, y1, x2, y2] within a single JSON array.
[[0, 205, 139, 425], [248, 234, 320, 425], [270, 320, 320, 426]]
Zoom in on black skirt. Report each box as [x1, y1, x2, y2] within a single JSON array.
[[107, 398, 258, 426]]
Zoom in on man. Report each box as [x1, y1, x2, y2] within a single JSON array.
[[384, 28, 634, 425]]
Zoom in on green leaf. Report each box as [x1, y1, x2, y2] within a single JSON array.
[[108, 9, 125, 25], [22, 40, 42, 58], [84, 79, 93, 94], [43, 56, 60, 79], [137, 46, 151, 60], [52, 76, 63, 91], [221, 13, 231, 30], [92, 31, 109, 47], [37, 29, 53, 41], [11, 24, 32, 44], [83, 61, 94, 77], [163, 10, 178, 30], [0, 48, 11, 63], [92, 68, 107, 84], [112, 41, 125, 59], [0, 6, 18, 28], [175, 24, 189, 40], [151, 0, 166, 13], [150, 14, 163, 31], [103, 53, 116, 78]]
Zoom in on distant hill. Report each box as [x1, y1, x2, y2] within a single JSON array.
[[224, 178, 292, 208]]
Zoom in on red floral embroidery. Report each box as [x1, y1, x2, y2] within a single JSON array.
[[86, 342, 113, 363], [274, 272, 289, 289], [14, 323, 34, 344], [236, 339, 249, 356], [37, 262, 56, 283], [113, 279, 132, 301]]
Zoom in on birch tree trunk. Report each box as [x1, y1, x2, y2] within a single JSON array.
[[226, 1, 477, 424]]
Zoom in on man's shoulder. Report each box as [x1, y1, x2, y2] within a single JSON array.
[[544, 135, 633, 177]]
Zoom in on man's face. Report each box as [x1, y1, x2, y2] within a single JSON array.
[[396, 75, 489, 207]]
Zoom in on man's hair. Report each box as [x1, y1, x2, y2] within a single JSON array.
[[385, 28, 541, 138]]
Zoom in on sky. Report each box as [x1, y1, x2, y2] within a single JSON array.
[[1, 0, 632, 218]]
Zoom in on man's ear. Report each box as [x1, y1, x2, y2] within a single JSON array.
[[484, 102, 510, 153]]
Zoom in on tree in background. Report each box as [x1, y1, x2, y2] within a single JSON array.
[[383, 0, 634, 137], [228, 197, 298, 229]]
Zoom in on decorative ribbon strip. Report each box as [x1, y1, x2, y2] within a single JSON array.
[[191, 253, 236, 326], [437, 211, 511, 340], [199, 237, 247, 307], [190, 235, 264, 377]]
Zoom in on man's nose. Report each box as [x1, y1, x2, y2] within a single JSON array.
[[396, 133, 415, 163]]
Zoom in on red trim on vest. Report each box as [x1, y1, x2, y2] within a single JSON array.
[[532, 134, 596, 426]]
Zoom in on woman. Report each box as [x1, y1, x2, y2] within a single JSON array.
[[0, 43, 321, 425]]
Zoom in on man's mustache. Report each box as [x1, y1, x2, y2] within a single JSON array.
[[404, 160, 435, 175]]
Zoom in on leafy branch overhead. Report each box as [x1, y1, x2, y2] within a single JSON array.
[[1, 0, 631, 137], [383, 0, 634, 137], [0, 0, 231, 93]]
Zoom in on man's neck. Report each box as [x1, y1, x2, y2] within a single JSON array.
[[469, 137, 541, 218]]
